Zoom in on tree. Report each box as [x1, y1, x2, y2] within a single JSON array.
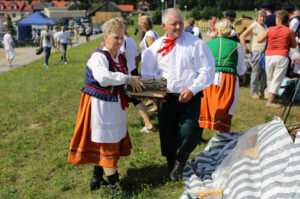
[[152, 8, 162, 25], [6, 15, 16, 35]]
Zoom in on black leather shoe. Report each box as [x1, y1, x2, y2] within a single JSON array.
[[169, 152, 190, 181], [169, 160, 186, 181], [90, 166, 108, 191], [107, 171, 121, 195]]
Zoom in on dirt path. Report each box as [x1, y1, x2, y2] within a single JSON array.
[[0, 34, 103, 74]]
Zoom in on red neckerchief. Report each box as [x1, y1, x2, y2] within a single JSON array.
[[157, 37, 175, 56], [103, 51, 129, 110]]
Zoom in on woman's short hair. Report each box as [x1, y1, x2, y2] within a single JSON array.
[[139, 15, 153, 31], [215, 19, 232, 37], [188, 17, 195, 25], [276, 10, 289, 25], [256, 10, 267, 19], [102, 17, 125, 35]]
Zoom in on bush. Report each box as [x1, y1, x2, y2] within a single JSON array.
[[152, 8, 162, 25], [200, 7, 223, 20], [190, 7, 223, 20], [190, 8, 202, 20]]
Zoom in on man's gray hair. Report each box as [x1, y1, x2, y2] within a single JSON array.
[[162, 8, 183, 24]]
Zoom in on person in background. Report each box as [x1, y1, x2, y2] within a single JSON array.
[[240, 10, 268, 99], [52, 26, 59, 52], [258, 10, 297, 108], [139, 15, 160, 112], [199, 19, 247, 133], [262, 2, 276, 27], [282, 5, 300, 35], [3, 29, 14, 68], [57, 25, 70, 65], [184, 17, 195, 33], [40, 25, 53, 68], [79, 25, 85, 36], [226, 10, 236, 24], [192, 26, 202, 39], [119, 19, 155, 133], [67, 17, 144, 195], [226, 11, 239, 41], [32, 28, 36, 40], [141, 8, 215, 181], [85, 26, 92, 41], [73, 27, 78, 43], [135, 13, 146, 42], [210, 16, 216, 32]]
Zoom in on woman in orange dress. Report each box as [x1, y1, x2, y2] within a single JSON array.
[[67, 17, 143, 194], [199, 19, 247, 132]]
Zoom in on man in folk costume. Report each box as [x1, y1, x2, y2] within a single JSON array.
[[199, 19, 247, 132], [141, 8, 215, 181], [67, 18, 144, 194]]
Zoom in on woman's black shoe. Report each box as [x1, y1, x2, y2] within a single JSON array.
[[90, 166, 108, 191]]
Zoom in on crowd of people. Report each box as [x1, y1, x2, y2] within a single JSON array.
[[32, 24, 95, 68], [65, 3, 300, 196]]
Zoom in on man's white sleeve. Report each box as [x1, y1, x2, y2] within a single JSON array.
[[188, 41, 215, 95], [141, 48, 159, 79]]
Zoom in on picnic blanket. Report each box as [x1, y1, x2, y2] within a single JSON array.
[[180, 117, 300, 199]]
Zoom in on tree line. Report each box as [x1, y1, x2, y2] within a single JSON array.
[[28, 0, 299, 11], [51, 0, 300, 11]]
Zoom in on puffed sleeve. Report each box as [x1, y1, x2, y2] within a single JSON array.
[[188, 40, 215, 95], [141, 47, 159, 78], [236, 43, 247, 75], [87, 53, 131, 87]]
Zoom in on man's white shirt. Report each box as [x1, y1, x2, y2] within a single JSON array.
[[57, 31, 69, 44], [141, 32, 215, 95]]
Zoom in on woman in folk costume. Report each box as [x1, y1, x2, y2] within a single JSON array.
[[199, 19, 247, 132], [67, 18, 144, 194]]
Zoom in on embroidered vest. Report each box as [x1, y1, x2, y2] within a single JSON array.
[[207, 37, 238, 75], [81, 49, 128, 102]]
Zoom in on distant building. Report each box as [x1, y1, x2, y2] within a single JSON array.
[[0, 1, 80, 22], [0, 1, 26, 21], [117, 5, 134, 15], [47, 6, 86, 26], [88, 1, 126, 25]]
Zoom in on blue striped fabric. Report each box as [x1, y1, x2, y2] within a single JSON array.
[[180, 117, 300, 199]]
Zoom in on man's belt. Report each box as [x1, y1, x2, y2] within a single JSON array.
[[166, 91, 203, 102]]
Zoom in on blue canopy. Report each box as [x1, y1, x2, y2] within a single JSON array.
[[17, 12, 58, 40]]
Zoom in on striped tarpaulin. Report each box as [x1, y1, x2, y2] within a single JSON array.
[[180, 117, 300, 199]]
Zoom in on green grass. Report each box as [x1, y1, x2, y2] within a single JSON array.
[[0, 25, 299, 199]]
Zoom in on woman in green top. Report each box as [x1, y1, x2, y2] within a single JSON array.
[[199, 19, 247, 132]]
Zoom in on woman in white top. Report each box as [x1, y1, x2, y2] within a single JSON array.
[[139, 15, 160, 112], [139, 15, 159, 58], [68, 18, 143, 195], [240, 10, 268, 99]]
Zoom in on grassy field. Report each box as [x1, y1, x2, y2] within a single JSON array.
[[0, 25, 299, 199]]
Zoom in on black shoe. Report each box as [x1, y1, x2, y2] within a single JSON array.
[[107, 171, 121, 195], [169, 160, 186, 181], [90, 166, 108, 191], [169, 152, 190, 181]]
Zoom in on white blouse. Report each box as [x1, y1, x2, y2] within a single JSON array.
[[87, 48, 131, 143], [141, 32, 215, 95]]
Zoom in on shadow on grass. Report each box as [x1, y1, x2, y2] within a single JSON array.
[[121, 164, 169, 196]]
